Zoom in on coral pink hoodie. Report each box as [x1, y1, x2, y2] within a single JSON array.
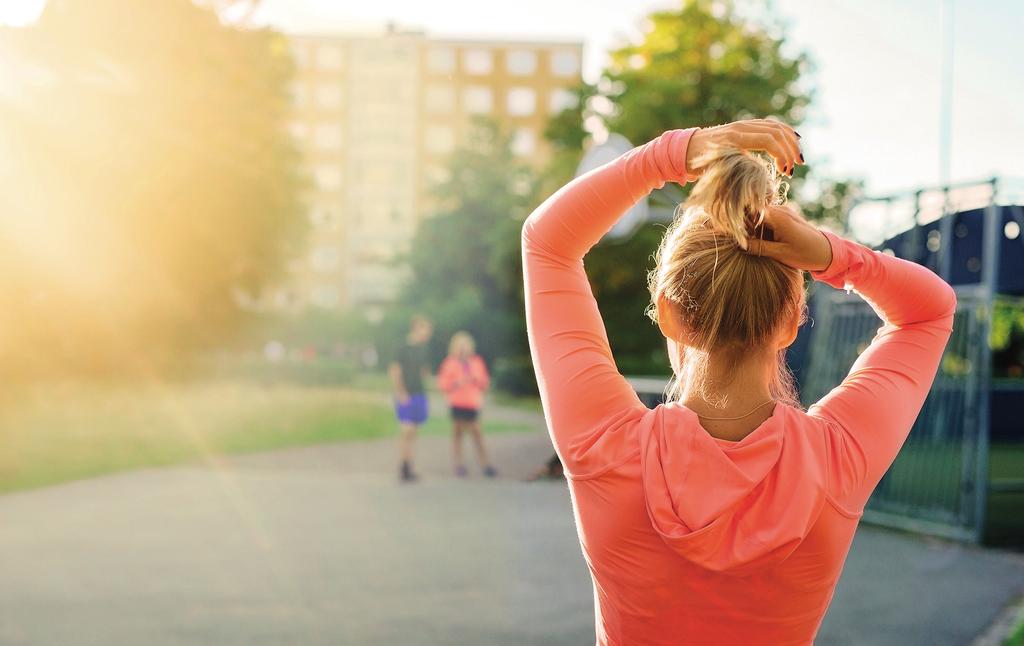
[[522, 128, 956, 645], [438, 354, 490, 410]]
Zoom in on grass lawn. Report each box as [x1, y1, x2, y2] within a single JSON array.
[[0, 378, 537, 495], [863, 441, 1024, 545], [1006, 610, 1024, 646]]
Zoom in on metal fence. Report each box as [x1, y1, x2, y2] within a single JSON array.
[[801, 286, 991, 541]]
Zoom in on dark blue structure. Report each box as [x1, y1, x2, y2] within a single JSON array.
[[881, 205, 1024, 295], [794, 190, 1024, 543]]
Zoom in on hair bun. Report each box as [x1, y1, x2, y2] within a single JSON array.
[[685, 148, 785, 251]]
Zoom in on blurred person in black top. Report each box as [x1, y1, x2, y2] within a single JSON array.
[[389, 314, 433, 482]]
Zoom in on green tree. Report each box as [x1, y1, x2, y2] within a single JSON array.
[[389, 119, 537, 392], [542, 0, 858, 375], [604, 0, 811, 145], [0, 0, 304, 376]]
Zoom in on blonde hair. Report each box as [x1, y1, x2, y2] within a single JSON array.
[[647, 148, 805, 409], [448, 331, 475, 357]]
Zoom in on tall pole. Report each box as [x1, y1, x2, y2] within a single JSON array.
[[939, 0, 956, 188]]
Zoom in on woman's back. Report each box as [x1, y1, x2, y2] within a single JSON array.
[[521, 125, 955, 644], [567, 403, 857, 645]]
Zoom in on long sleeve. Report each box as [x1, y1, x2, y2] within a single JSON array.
[[473, 357, 490, 392], [521, 128, 698, 475], [809, 231, 957, 510]]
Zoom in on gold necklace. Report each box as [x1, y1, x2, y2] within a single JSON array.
[[694, 399, 776, 421]]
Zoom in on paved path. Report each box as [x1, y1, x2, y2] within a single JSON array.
[[0, 416, 1021, 645]]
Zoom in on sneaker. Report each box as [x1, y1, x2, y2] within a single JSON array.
[[454, 464, 468, 478], [482, 465, 498, 479], [400, 462, 419, 483]]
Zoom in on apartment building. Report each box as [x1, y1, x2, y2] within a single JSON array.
[[273, 28, 583, 313]]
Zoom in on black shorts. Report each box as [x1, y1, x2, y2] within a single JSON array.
[[450, 406, 479, 422]]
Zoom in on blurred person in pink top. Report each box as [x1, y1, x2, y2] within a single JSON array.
[[438, 331, 497, 478], [522, 120, 955, 644]]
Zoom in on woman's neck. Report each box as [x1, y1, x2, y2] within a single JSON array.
[[679, 352, 774, 417]]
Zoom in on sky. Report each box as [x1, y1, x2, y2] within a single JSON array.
[[3, 0, 1022, 202], [254, 0, 1024, 202]]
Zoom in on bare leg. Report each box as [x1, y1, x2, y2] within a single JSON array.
[[469, 420, 491, 468], [452, 420, 465, 471], [399, 422, 418, 464]]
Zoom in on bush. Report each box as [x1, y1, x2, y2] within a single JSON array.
[[492, 356, 539, 396]]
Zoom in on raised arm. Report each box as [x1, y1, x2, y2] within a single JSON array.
[[809, 232, 956, 510], [521, 129, 697, 472], [523, 121, 803, 475], [473, 357, 490, 392]]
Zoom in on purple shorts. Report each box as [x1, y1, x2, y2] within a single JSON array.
[[395, 393, 428, 425]]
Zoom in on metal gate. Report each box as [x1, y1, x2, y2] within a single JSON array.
[[802, 286, 990, 541]]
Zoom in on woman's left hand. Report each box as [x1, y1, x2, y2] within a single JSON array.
[[686, 119, 803, 177]]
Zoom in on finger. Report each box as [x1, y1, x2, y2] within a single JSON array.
[[733, 123, 787, 163], [766, 123, 800, 176], [770, 123, 802, 174], [742, 123, 799, 175], [762, 204, 798, 230], [745, 237, 786, 260], [735, 130, 791, 174], [757, 205, 798, 244]]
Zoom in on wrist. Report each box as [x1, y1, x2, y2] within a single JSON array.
[[816, 230, 834, 273], [683, 127, 725, 180]]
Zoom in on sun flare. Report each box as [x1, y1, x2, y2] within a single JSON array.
[[0, 0, 46, 27]]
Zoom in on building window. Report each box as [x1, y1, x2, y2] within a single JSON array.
[[462, 48, 493, 75], [550, 50, 580, 77], [549, 88, 578, 113], [511, 128, 536, 156], [311, 246, 340, 271], [313, 124, 343, 150], [316, 84, 343, 110], [507, 87, 536, 116], [314, 166, 343, 191], [506, 50, 537, 76], [425, 125, 455, 154], [316, 44, 344, 70], [424, 84, 455, 113], [288, 121, 308, 140], [463, 86, 493, 114], [310, 286, 340, 308], [427, 46, 456, 74]]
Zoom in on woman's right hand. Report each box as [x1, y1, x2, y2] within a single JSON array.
[[746, 205, 833, 272], [686, 119, 803, 177]]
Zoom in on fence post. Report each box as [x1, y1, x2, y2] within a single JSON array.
[[973, 178, 1000, 542]]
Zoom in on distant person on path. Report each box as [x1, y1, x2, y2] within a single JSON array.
[[438, 331, 497, 478], [390, 314, 433, 483], [522, 120, 955, 643]]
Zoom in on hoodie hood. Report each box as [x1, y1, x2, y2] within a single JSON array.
[[638, 402, 828, 575]]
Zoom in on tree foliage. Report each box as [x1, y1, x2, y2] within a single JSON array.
[[604, 0, 811, 145], [542, 0, 854, 375], [388, 119, 537, 392], [0, 0, 304, 376]]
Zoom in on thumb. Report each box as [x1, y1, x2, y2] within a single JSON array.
[[745, 237, 786, 260]]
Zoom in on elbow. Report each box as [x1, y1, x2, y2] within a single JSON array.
[[521, 214, 539, 251], [940, 280, 957, 320], [932, 281, 957, 335]]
